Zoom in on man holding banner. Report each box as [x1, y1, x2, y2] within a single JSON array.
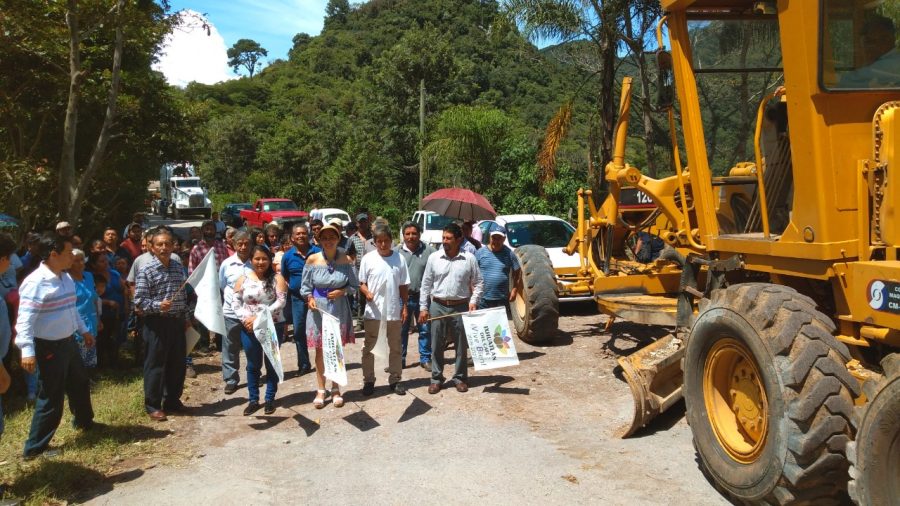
[[358, 224, 410, 396], [420, 223, 483, 394]]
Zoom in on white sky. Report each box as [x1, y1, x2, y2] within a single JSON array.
[[153, 2, 329, 87], [153, 10, 234, 87]]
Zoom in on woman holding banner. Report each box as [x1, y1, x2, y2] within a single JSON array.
[[301, 222, 358, 409], [232, 245, 287, 416]]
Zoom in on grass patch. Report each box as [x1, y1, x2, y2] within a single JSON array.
[[0, 367, 180, 505]]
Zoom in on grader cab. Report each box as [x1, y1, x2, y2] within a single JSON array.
[[530, 0, 900, 503]]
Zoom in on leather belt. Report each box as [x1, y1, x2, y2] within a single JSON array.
[[432, 296, 467, 306]]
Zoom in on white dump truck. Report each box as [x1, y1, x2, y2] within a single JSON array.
[[155, 163, 212, 220]]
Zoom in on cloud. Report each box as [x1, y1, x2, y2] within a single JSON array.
[[153, 10, 235, 87]]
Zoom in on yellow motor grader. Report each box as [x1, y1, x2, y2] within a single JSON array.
[[522, 1, 899, 504]]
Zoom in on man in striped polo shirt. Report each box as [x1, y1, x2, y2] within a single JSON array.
[[16, 233, 97, 458]]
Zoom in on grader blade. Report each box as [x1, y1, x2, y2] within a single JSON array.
[[616, 333, 685, 438]]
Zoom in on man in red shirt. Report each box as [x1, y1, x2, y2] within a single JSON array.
[[189, 221, 230, 273], [118, 223, 143, 262]]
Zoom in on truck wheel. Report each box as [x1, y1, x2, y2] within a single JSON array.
[[511, 245, 559, 344], [173, 208, 181, 221], [683, 283, 859, 504], [848, 353, 900, 506]]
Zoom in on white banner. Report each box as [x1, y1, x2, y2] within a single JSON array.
[[253, 306, 284, 384], [185, 249, 227, 336], [462, 307, 519, 371], [320, 310, 348, 386]]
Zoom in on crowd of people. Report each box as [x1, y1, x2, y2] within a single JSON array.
[[0, 208, 524, 459]]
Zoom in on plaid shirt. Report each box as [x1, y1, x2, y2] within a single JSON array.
[[189, 239, 230, 273], [134, 256, 188, 317]]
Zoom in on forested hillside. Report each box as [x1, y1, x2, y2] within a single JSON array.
[[183, 0, 596, 224]]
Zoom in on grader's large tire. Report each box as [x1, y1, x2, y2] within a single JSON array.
[[511, 245, 559, 344], [683, 283, 860, 504], [848, 353, 900, 506]]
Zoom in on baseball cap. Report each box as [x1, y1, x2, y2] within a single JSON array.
[[56, 221, 72, 231], [487, 223, 507, 237], [356, 213, 369, 222], [327, 218, 344, 227]]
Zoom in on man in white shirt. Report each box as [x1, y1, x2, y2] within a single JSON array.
[[358, 224, 410, 396], [420, 223, 483, 394], [16, 233, 97, 458], [218, 230, 252, 394]]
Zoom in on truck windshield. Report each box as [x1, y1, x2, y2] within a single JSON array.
[[175, 179, 200, 188], [262, 201, 298, 211], [425, 214, 454, 229], [506, 220, 575, 249], [821, 0, 900, 90], [688, 17, 784, 175]]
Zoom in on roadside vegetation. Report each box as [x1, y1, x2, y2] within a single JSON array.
[[0, 367, 183, 505]]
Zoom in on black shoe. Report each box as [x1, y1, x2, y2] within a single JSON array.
[[264, 400, 275, 415], [243, 401, 261, 416], [421, 360, 432, 370], [164, 400, 186, 412], [224, 383, 238, 395], [297, 365, 312, 376], [362, 382, 375, 396], [389, 383, 407, 395]]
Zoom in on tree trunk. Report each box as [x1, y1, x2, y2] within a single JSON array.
[[64, 0, 126, 223], [58, 0, 81, 218]]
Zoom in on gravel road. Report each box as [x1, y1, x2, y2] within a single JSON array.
[[83, 303, 728, 505]]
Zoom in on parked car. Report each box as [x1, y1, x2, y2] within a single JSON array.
[[477, 214, 589, 302], [411, 210, 456, 248], [310, 208, 351, 227], [240, 198, 308, 230], [221, 203, 252, 227]]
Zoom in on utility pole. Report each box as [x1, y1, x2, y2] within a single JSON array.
[[418, 78, 425, 204]]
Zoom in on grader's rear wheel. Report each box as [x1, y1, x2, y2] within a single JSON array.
[[684, 283, 860, 504], [511, 245, 559, 344], [848, 353, 900, 506]]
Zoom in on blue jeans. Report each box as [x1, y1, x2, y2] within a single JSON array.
[[240, 327, 277, 403], [290, 295, 312, 370], [401, 294, 431, 364]]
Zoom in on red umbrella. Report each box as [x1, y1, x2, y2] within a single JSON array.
[[421, 188, 496, 221]]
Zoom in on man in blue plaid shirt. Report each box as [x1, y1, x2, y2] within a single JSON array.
[[134, 228, 189, 422]]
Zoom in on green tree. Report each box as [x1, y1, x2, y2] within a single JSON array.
[[0, 0, 186, 229], [502, 0, 660, 194], [227, 38, 268, 78], [325, 0, 351, 26]]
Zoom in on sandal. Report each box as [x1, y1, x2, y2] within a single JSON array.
[[314, 389, 326, 409], [331, 387, 344, 408]]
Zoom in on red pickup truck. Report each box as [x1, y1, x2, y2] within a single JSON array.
[[240, 198, 309, 230]]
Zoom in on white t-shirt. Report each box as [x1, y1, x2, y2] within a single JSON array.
[[358, 250, 410, 321]]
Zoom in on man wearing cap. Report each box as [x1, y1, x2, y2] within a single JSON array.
[[118, 223, 143, 262], [349, 213, 373, 322], [475, 224, 521, 312], [420, 223, 483, 394], [55, 222, 74, 239]]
